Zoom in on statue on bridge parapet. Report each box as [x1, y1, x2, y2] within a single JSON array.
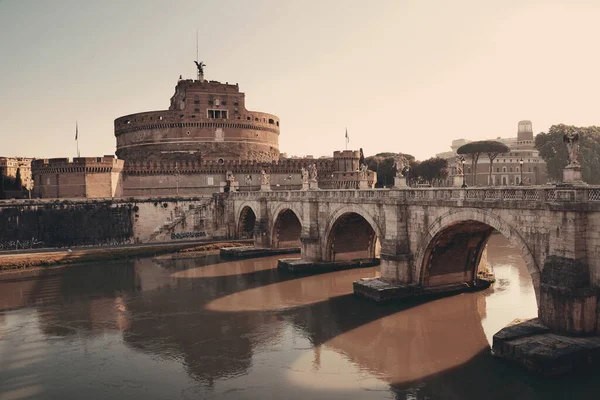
[[307, 164, 319, 190], [260, 169, 270, 185], [308, 164, 318, 182], [226, 170, 235, 183], [393, 155, 409, 178], [455, 157, 463, 176], [301, 167, 309, 183], [392, 155, 409, 188], [260, 169, 271, 191], [563, 130, 581, 166], [562, 130, 584, 185]]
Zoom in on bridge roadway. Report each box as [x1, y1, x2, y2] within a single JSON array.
[[228, 185, 600, 342]]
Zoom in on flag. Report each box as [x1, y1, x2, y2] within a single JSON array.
[[75, 122, 78, 140], [345, 128, 349, 142]]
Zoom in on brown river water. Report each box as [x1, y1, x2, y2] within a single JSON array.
[[1, 234, 599, 399]]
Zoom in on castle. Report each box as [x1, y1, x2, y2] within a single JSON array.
[[31, 67, 376, 198]]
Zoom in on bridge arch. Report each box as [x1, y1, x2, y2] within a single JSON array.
[[237, 204, 259, 239], [322, 205, 383, 262], [270, 206, 302, 249], [414, 208, 540, 293]]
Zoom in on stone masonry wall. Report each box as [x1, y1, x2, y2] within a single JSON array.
[[0, 195, 228, 250]]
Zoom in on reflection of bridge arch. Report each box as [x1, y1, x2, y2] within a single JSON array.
[[271, 208, 302, 249], [237, 205, 258, 239], [414, 209, 540, 294], [323, 205, 382, 262]]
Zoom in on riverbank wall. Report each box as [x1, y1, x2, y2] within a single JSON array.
[[0, 194, 231, 250]]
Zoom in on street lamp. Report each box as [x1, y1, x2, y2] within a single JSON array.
[[519, 158, 524, 186], [460, 157, 467, 188]]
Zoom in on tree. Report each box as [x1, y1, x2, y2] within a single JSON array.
[[482, 141, 510, 185], [457, 140, 510, 186], [14, 168, 22, 190], [536, 124, 600, 184], [409, 157, 448, 186], [365, 152, 415, 188]]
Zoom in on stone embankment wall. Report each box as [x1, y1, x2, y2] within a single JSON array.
[[0, 195, 229, 250]]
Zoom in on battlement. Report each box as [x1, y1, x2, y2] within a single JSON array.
[[32, 157, 124, 173], [334, 150, 361, 159], [124, 157, 333, 174], [175, 79, 240, 93]]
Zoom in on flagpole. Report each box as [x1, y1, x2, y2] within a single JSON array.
[[345, 128, 348, 150], [76, 121, 80, 158]]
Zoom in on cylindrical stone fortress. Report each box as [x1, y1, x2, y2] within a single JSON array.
[[115, 79, 280, 164]]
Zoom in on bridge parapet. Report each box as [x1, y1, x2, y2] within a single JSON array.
[[229, 186, 600, 208]]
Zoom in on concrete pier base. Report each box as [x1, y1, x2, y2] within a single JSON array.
[[492, 318, 600, 376], [220, 246, 299, 259], [277, 258, 379, 273], [353, 277, 492, 302]]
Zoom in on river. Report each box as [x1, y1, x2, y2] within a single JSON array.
[[1, 234, 599, 399]]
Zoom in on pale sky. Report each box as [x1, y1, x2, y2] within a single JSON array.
[[1, 0, 599, 161]]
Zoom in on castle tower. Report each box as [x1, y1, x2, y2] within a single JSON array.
[[517, 120, 534, 142]]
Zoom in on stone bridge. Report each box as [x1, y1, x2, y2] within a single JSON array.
[[228, 186, 600, 338]]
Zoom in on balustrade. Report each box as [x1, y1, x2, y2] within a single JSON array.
[[228, 185, 600, 204]]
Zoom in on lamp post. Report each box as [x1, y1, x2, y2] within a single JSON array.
[[460, 157, 467, 188], [519, 158, 524, 186]]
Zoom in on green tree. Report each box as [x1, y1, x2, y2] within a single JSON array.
[[535, 124, 600, 184], [14, 168, 22, 190], [365, 152, 415, 188], [457, 140, 511, 186], [409, 157, 448, 186]]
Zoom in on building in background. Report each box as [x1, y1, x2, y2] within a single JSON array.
[[0, 157, 34, 198], [32, 156, 123, 198], [437, 120, 548, 186]]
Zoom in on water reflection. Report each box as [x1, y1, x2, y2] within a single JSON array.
[[1, 234, 593, 400], [205, 266, 378, 312]]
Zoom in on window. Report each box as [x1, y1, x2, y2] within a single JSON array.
[[208, 110, 228, 119], [194, 108, 200, 112], [247, 116, 251, 121], [194, 95, 199, 104], [496, 168, 500, 172], [234, 98, 239, 106], [268, 118, 274, 124]]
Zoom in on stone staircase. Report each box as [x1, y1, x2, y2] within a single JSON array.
[[146, 197, 214, 243]]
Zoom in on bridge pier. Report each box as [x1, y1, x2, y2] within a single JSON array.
[[230, 186, 600, 374]]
